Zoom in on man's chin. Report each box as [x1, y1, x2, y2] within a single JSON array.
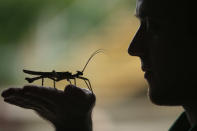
[[147, 88, 182, 106]]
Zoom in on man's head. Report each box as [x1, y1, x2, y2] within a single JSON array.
[[128, 0, 197, 106]]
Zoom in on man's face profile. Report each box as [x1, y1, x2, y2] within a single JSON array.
[[128, 0, 197, 106]]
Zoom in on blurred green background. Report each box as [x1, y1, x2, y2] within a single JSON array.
[[0, 0, 182, 131]]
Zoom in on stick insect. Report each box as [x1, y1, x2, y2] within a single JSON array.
[[23, 49, 104, 93]]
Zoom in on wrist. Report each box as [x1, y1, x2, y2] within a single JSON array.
[[55, 113, 93, 131]]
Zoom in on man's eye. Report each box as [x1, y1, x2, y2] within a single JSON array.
[[146, 18, 160, 32]]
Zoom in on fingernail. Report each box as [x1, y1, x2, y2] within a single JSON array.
[[1, 89, 10, 97]]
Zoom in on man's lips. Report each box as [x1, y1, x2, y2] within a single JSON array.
[[141, 64, 152, 79], [142, 66, 152, 72], [140, 58, 151, 72]]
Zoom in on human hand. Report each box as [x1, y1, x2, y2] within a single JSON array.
[[1, 85, 96, 131]]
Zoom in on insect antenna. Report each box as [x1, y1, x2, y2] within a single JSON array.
[[81, 49, 104, 73]]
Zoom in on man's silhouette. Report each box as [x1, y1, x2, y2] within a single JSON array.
[[128, 0, 197, 130], [1, 0, 197, 130]]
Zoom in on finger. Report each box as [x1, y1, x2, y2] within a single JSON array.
[[4, 94, 56, 114], [24, 91, 57, 108], [64, 85, 96, 108], [2, 86, 65, 109], [2, 87, 56, 112], [64, 85, 93, 99], [1, 87, 22, 98], [2, 86, 64, 104], [4, 95, 58, 124], [23, 85, 64, 100], [22, 85, 66, 105], [2, 87, 57, 108], [4, 95, 41, 110], [4, 95, 57, 121]]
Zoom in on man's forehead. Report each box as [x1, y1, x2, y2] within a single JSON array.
[[136, 0, 187, 18]]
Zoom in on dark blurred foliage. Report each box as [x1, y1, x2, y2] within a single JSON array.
[[0, 0, 135, 45], [0, 0, 135, 86], [0, 0, 75, 86], [0, 0, 74, 44]]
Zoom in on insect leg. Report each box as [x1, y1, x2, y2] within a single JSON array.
[[84, 80, 91, 91], [77, 76, 93, 93], [42, 78, 44, 86], [74, 78, 76, 86], [67, 79, 72, 85], [86, 79, 92, 92], [47, 77, 57, 89], [53, 80, 56, 89]]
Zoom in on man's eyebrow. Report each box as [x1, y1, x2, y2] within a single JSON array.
[[134, 13, 140, 18], [134, 12, 145, 20], [134, 9, 146, 20]]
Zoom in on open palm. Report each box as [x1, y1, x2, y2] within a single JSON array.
[[1, 85, 95, 131]]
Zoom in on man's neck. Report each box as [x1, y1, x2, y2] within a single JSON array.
[[183, 104, 197, 127]]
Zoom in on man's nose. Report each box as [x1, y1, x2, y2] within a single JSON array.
[[128, 24, 146, 56]]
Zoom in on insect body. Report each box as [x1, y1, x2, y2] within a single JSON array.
[[23, 49, 104, 92]]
